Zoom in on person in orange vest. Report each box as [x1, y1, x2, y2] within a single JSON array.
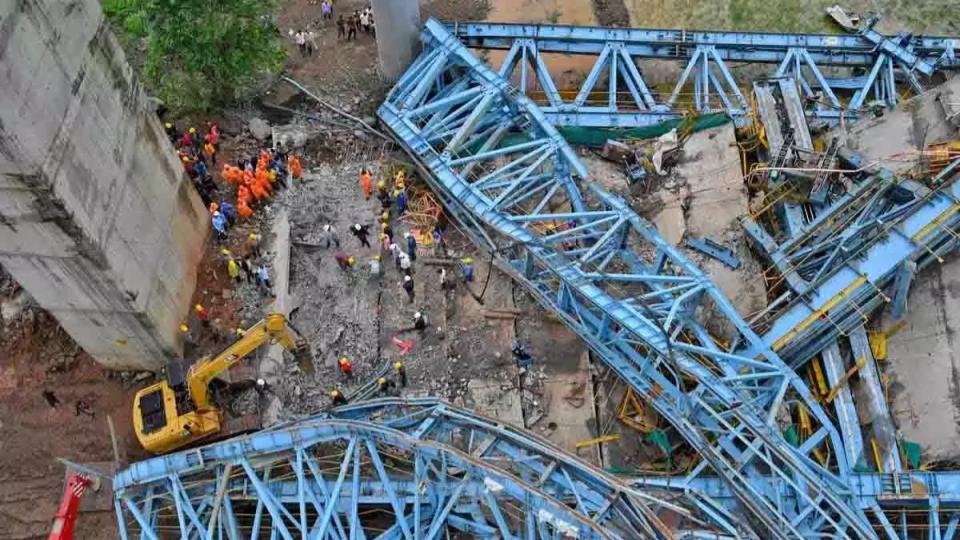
[[338, 357, 353, 379], [290, 155, 303, 179], [252, 181, 269, 201], [237, 185, 251, 204], [359, 167, 373, 200], [237, 201, 253, 219]]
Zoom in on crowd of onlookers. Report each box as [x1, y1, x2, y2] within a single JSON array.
[[293, 2, 376, 55]]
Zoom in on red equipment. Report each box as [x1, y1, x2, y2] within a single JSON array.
[[48, 473, 96, 540], [391, 336, 414, 355]]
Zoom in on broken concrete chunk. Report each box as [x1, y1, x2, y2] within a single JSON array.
[[248, 117, 271, 141]]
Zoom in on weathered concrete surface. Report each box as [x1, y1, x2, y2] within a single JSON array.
[[670, 125, 767, 318], [841, 77, 960, 461], [0, 1, 209, 369], [880, 259, 960, 461], [371, 0, 421, 81], [451, 262, 524, 426], [845, 76, 960, 165], [261, 210, 292, 425]]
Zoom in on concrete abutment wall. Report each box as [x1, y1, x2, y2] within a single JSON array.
[[0, 0, 208, 370]]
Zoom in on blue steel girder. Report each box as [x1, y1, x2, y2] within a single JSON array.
[[114, 398, 734, 540], [381, 19, 875, 539], [752, 155, 960, 365], [638, 470, 960, 540], [451, 22, 960, 127]]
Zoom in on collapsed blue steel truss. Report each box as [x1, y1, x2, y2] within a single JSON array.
[[451, 21, 960, 126], [117, 18, 960, 540], [743, 141, 960, 366], [114, 398, 738, 539], [379, 19, 883, 539]]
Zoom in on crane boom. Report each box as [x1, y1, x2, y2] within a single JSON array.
[[48, 474, 95, 540]]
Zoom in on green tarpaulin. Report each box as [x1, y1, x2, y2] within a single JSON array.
[[493, 113, 733, 150], [557, 113, 732, 148]]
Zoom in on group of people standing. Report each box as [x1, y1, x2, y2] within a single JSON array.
[[338, 6, 375, 41], [293, 28, 319, 57], [167, 122, 221, 208]]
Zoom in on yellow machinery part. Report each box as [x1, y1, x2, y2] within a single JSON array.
[[618, 387, 659, 433], [575, 434, 620, 448], [810, 357, 829, 398]]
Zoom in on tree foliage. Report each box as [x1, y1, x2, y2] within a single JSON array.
[[104, 0, 287, 112]]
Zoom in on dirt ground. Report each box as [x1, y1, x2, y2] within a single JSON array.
[[0, 274, 143, 539]]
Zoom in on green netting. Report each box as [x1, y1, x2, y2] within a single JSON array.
[[903, 440, 922, 469], [491, 113, 733, 151], [646, 429, 673, 468], [557, 113, 732, 148], [783, 425, 800, 447]]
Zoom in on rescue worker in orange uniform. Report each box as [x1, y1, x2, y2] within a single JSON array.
[[289, 155, 303, 179], [359, 167, 373, 199]]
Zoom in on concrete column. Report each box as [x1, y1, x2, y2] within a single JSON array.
[[0, 0, 209, 370], [371, 0, 421, 81]]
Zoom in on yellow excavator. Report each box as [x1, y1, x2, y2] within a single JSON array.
[[133, 313, 311, 454]]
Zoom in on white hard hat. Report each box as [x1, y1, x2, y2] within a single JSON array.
[[354, 224, 362, 230], [404, 275, 411, 282], [414, 311, 422, 318], [256, 378, 266, 387]]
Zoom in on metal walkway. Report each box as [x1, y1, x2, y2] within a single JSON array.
[[113, 399, 735, 539], [451, 21, 960, 126]]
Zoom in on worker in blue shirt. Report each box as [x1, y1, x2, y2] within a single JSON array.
[[405, 232, 417, 261], [211, 211, 227, 241]]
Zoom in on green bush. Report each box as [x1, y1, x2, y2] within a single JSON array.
[[104, 0, 286, 113]]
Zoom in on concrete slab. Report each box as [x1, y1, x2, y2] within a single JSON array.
[[260, 210, 291, 426], [679, 124, 745, 239], [650, 200, 686, 246], [881, 259, 960, 462], [514, 288, 599, 464], [836, 77, 960, 462], [536, 350, 600, 465], [845, 76, 960, 170], [675, 124, 768, 318], [447, 257, 524, 426]]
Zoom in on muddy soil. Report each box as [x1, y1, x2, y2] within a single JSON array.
[[0, 273, 144, 539]]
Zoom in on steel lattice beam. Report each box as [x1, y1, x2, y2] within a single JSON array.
[[449, 22, 960, 127], [749, 151, 960, 365], [114, 398, 735, 539], [379, 19, 882, 539]]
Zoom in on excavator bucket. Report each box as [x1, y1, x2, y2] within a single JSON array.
[[292, 341, 314, 373]]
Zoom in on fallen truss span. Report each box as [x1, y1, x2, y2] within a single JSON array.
[[451, 20, 960, 126], [113, 398, 736, 539], [379, 18, 879, 539]]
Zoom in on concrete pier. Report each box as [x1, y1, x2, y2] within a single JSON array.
[[371, 0, 421, 81], [0, 0, 208, 370]]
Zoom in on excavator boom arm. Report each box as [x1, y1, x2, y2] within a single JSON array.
[[188, 313, 303, 409]]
